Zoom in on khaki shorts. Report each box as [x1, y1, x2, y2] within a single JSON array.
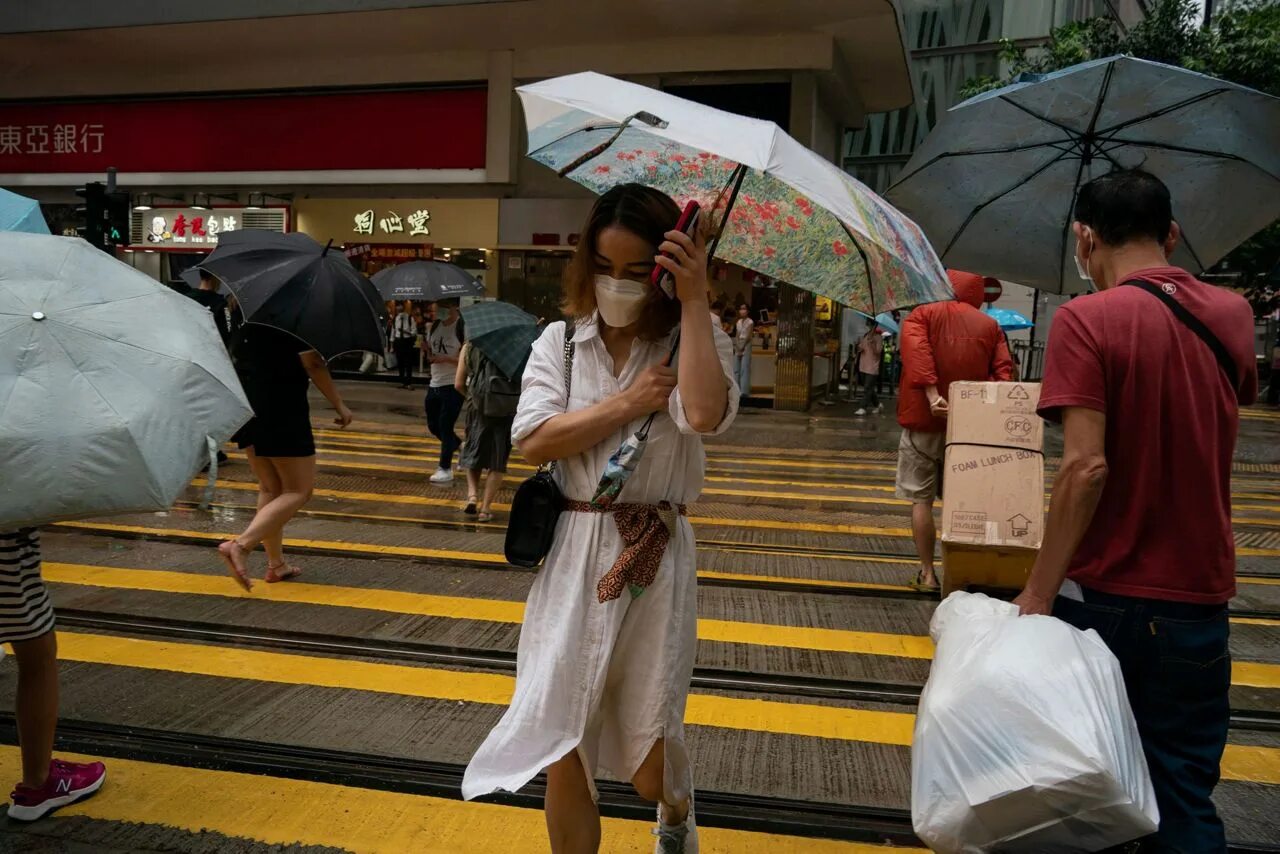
[[895, 429, 945, 503]]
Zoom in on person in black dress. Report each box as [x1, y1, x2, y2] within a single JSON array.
[[217, 324, 353, 590]]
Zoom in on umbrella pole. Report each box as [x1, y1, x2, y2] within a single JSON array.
[[555, 111, 668, 177]]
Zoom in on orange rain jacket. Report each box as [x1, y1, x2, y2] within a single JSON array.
[[896, 270, 1014, 433]]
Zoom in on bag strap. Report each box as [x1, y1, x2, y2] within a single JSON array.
[[1122, 279, 1238, 390], [547, 321, 576, 475]]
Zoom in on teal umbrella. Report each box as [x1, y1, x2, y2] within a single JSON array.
[[460, 301, 541, 380], [983, 306, 1033, 331], [0, 188, 50, 234]]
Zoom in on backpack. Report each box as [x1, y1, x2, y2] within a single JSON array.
[[471, 348, 522, 419]]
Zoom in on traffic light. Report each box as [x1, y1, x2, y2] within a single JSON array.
[[74, 182, 107, 251], [105, 191, 130, 249]]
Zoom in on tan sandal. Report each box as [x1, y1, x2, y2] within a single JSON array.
[[910, 570, 941, 593], [265, 561, 303, 583], [218, 541, 253, 592]]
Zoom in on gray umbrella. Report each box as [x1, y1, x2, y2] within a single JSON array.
[[0, 233, 252, 528], [372, 260, 485, 302], [888, 56, 1280, 294]]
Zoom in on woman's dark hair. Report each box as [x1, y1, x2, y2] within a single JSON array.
[[562, 183, 682, 341]]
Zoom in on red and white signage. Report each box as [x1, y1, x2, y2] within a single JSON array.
[[983, 277, 1003, 304], [0, 89, 486, 174]]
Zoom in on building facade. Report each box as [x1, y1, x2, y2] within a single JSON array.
[[2, 0, 917, 405]]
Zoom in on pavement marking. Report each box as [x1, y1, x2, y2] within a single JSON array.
[[43, 562, 936, 659], [59, 513, 1280, 580], [0, 748, 886, 854], [43, 562, 1277, 681], [200, 475, 921, 539], [312, 427, 902, 474], [29, 631, 1280, 784], [287, 449, 1280, 520]]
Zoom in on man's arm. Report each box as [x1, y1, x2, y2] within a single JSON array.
[[1012, 406, 1108, 615]]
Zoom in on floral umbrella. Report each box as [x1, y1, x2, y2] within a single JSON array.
[[517, 72, 951, 314]]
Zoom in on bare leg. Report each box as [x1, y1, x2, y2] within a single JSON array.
[[912, 501, 938, 587], [236, 455, 315, 551], [480, 469, 504, 515], [247, 450, 284, 566], [465, 468, 481, 510], [545, 750, 600, 854], [11, 631, 58, 788], [633, 739, 689, 825]]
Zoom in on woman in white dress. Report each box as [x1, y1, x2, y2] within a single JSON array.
[[462, 184, 737, 854]]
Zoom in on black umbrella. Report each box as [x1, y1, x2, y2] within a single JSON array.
[[371, 260, 485, 303], [200, 230, 387, 359]]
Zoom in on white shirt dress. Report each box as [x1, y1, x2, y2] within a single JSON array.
[[462, 314, 738, 805]]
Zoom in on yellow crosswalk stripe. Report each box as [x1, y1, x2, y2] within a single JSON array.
[[32, 631, 1280, 785], [43, 563, 935, 659], [0, 748, 889, 853], [43, 562, 1277, 683]]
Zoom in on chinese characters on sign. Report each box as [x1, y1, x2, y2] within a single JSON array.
[[0, 123, 104, 157], [136, 208, 265, 247], [354, 208, 430, 237]]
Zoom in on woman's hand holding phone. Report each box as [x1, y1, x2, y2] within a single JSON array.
[[654, 226, 709, 306]]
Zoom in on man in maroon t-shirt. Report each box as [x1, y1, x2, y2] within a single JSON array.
[[1014, 170, 1257, 852]]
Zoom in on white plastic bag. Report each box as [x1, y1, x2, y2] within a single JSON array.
[[911, 592, 1158, 853]]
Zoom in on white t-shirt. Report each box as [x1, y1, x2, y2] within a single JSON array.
[[428, 318, 462, 387]]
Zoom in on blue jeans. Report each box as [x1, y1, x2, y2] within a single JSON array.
[[735, 350, 752, 398], [424, 385, 464, 470], [1053, 588, 1230, 853]]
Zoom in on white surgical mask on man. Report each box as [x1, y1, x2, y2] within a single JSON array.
[[594, 275, 648, 328]]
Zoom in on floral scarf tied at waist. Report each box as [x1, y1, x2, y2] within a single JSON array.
[[564, 500, 687, 603]]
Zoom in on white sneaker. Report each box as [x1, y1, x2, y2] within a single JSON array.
[[429, 468, 454, 485], [874, 404, 884, 413], [653, 804, 698, 854], [854, 408, 867, 416]]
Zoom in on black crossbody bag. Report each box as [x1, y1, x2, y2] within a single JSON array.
[[1122, 279, 1239, 390], [504, 323, 576, 568]]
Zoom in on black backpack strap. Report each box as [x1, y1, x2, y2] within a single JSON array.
[[1122, 279, 1239, 390]]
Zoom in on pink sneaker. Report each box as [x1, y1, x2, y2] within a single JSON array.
[[8, 759, 106, 821]]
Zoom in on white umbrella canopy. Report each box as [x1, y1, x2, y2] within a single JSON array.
[[518, 72, 951, 314], [0, 233, 252, 528]]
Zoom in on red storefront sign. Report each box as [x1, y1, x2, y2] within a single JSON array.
[[0, 89, 486, 173]]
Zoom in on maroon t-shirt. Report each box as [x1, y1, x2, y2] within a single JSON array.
[[1038, 266, 1258, 604]]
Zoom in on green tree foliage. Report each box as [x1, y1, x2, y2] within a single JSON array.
[[960, 0, 1280, 313]]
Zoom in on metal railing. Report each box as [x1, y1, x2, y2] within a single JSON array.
[[1011, 339, 1046, 381]]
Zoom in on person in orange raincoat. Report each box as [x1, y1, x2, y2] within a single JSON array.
[[896, 269, 1014, 591]]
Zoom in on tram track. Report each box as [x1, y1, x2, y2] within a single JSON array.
[[52, 609, 1280, 732]]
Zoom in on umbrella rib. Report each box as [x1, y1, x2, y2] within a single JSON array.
[[838, 220, 876, 316], [1098, 138, 1280, 184], [939, 149, 1073, 259], [1177, 226, 1208, 273], [1093, 88, 1231, 138], [889, 138, 1076, 190], [995, 95, 1082, 138], [1058, 62, 1116, 294], [526, 121, 621, 159]]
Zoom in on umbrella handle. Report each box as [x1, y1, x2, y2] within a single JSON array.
[[636, 333, 682, 442], [555, 111, 668, 177]]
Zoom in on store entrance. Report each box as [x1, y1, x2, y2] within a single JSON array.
[[500, 251, 570, 322]]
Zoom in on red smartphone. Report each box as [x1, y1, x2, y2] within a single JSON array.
[[651, 200, 701, 300]]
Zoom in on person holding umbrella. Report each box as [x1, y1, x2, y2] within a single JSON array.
[[199, 231, 378, 590], [217, 325, 354, 588], [463, 184, 737, 854]]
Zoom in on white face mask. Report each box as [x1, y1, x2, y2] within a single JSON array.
[[1074, 229, 1095, 291], [594, 275, 648, 328]]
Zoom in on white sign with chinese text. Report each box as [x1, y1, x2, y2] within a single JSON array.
[[354, 207, 431, 237], [128, 207, 286, 248]]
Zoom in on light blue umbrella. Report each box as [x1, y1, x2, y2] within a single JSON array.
[[889, 56, 1280, 294], [853, 310, 899, 334], [0, 188, 50, 234], [983, 306, 1033, 331]]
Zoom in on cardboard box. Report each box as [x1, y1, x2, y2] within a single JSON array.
[[941, 382, 1045, 595]]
